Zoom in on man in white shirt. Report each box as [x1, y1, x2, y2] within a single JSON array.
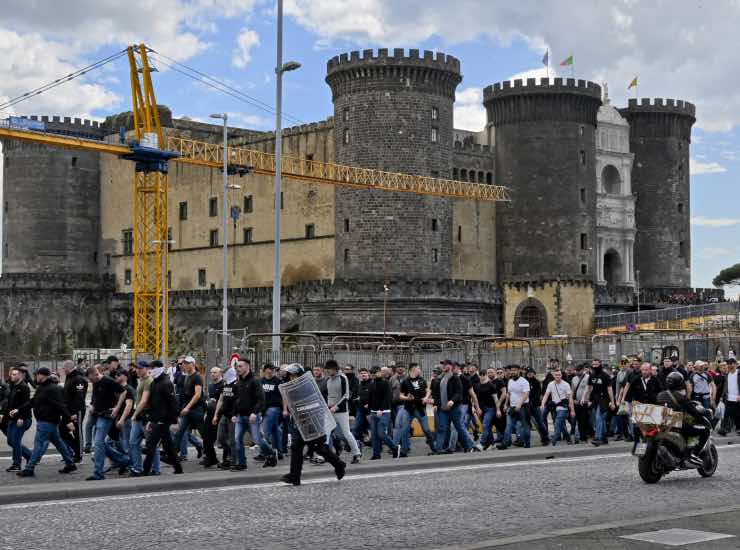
[[497, 364, 531, 450], [541, 369, 575, 445], [722, 357, 740, 435]]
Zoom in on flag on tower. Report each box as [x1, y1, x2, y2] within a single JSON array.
[[542, 49, 549, 66], [628, 76, 638, 89], [560, 55, 573, 66]]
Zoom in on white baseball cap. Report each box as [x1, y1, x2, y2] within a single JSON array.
[[184, 356, 196, 364]]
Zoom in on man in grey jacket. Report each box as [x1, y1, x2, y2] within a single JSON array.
[[571, 363, 591, 443], [323, 360, 362, 464]]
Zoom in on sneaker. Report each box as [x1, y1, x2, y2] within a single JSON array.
[[496, 444, 509, 450], [309, 456, 325, 465], [591, 440, 601, 447], [351, 454, 361, 464], [472, 443, 483, 452], [17, 469, 34, 477], [83, 447, 92, 455], [202, 460, 219, 469], [118, 466, 129, 476], [277, 453, 284, 460], [335, 460, 346, 480], [370, 455, 381, 460], [392, 445, 400, 459], [196, 447, 203, 459], [128, 471, 144, 477], [5, 464, 21, 472], [280, 474, 300, 486], [254, 454, 266, 462], [230, 464, 247, 471], [262, 455, 277, 468], [59, 464, 77, 474], [217, 462, 232, 470], [85, 475, 104, 481]]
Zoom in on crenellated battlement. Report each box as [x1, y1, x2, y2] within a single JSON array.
[[484, 77, 601, 101], [622, 97, 696, 117], [327, 48, 460, 74], [453, 141, 492, 154], [17, 114, 110, 140]]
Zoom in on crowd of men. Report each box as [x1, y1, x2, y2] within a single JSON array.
[[1, 352, 738, 480]]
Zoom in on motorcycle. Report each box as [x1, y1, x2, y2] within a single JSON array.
[[631, 402, 719, 484]]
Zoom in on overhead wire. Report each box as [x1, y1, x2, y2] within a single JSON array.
[[0, 49, 128, 113], [147, 49, 307, 126]]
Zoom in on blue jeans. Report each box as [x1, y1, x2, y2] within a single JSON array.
[[530, 406, 550, 443], [503, 407, 531, 447], [84, 409, 95, 450], [552, 409, 570, 444], [262, 407, 284, 454], [235, 414, 273, 466], [394, 408, 435, 453], [353, 407, 369, 441], [481, 407, 498, 447], [392, 407, 411, 452], [26, 420, 74, 470], [175, 408, 204, 459], [106, 418, 132, 466], [369, 411, 395, 457], [592, 404, 608, 442], [93, 416, 128, 478], [436, 406, 476, 451], [7, 417, 32, 466], [129, 420, 160, 474]]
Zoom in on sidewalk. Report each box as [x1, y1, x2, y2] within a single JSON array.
[[0, 437, 676, 506]]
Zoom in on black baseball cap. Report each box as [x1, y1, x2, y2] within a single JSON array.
[[36, 367, 51, 376], [104, 355, 119, 364]]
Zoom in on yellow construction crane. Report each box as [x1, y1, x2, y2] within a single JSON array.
[[0, 44, 510, 356]]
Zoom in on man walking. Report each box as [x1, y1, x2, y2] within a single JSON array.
[[17, 367, 77, 477], [129, 360, 160, 477], [174, 356, 205, 461], [260, 364, 285, 460], [497, 364, 531, 450], [368, 365, 397, 459], [232, 359, 277, 470], [395, 364, 435, 456], [202, 366, 225, 468], [85, 365, 128, 480], [213, 366, 238, 469], [541, 369, 575, 445], [719, 357, 740, 436], [435, 360, 482, 454], [583, 359, 616, 447], [61, 359, 87, 463], [2, 366, 32, 471], [323, 360, 362, 463], [143, 362, 183, 475]]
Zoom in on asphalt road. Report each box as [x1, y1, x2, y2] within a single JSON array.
[[1, 445, 740, 550]]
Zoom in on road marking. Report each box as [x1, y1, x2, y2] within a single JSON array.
[[621, 528, 734, 546], [0, 452, 625, 510]]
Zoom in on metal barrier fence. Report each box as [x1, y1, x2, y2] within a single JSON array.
[[594, 301, 740, 329]]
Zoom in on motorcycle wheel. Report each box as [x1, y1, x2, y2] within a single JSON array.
[[638, 446, 662, 484], [698, 443, 718, 478]]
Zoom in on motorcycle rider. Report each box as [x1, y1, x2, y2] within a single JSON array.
[[656, 371, 712, 466]]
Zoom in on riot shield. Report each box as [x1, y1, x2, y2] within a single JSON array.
[[279, 373, 336, 441]]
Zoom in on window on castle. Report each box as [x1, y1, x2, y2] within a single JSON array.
[[579, 150, 586, 165], [306, 154, 314, 162], [580, 188, 586, 204], [305, 224, 315, 239], [432, 248, 439, 263], [71, 157, 78, 167], [432, 219, 438, 232], [209, 197, 218, 217], [105, 254, 111, 267], [344, 248, 350, 264], [124, 269, 132, 285], [167, 270, 172, 288], [581, 263, 588, 275], [453, 167, 458, 179], [343, 128, 350, 145], [167, 227, 173, 251], [244, 227, 253, 243], [122, 229, 133, 256], [209, 229, 219, 247], [579, 125, 584, 137], [478, 171, 484, 183], [678, 203, 684, 214], [179, 201, 188, 220], [344, 218, 350, 232], [460, 169, 467, 180], [431, 127, 438, 143], [198, 268, 207, 287], [486, 172, 492, 184], [458, 226, 462, 243], [679, 241, 687, 258], [343, 108, 349, 122], [580, 233, 588, 250], [431, 107, 439, 121], [244, 195, 253, 213]]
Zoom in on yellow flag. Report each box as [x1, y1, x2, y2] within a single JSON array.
[[628, 77, 638, 89]]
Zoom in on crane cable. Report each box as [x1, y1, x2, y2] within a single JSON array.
[[0, 49, 128, 113]]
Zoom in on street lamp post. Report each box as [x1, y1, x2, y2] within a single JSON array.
[[152, 239, 176, 360], [272, 0, 301, 362], [636, 269, 641, 327]]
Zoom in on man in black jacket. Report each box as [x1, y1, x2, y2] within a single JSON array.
[[61, 360, 88, 463], [231, 359, 276, 470], [17, 367, 77, 477], [352, 367, 372, 444], [367, 365, 397, 459], [143, 363, 183, 475], [435, 360, 481, 454], [2, 366, 32, 471]]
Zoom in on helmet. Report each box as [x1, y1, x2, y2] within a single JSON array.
[[665, 371, 685, 391], [285, 363, 304, 376]]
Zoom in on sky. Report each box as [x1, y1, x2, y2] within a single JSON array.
[[0, 0, 737, 297]]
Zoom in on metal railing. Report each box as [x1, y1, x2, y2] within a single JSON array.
[[594, 301, 740, 329]]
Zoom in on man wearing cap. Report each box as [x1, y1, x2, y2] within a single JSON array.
[[16, 367, 77, 477], [174, 356, 205, 461], [60, 359, 88, 463], [213, 365, 238, 469], [323, 360, 362, 463], [85, 365, 128, 480], [143, 360, 183, 475], [129, 360, 160, 476]]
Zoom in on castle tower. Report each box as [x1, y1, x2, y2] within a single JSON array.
[[1, 116, 106, 274], [484, 78, 603, 282], [326, 48, 462, 281], [619, 98, 695, 288]]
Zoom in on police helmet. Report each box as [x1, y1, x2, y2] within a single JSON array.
[[285, 363, 304, 376], [665, 371, 685, 391]]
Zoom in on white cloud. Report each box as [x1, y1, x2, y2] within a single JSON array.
[[232, 29, 261, 69], [696, 246, 733, 259], [691, 216, 740, 227], [720, 150, 738, 161], [228, 111, 271, 129], [508, 66, 557, 82], [691, 158, 727, 175], [454, 87, 486, 132], [284, 1, 740, 133]]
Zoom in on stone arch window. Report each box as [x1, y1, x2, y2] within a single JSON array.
[[478, 171, 484, 183], [514, 298, 548, 338], [603, 248, 623, 286], [460, 169, 467, 181], [601, 164, 621, 194], [486, 172, 492, 184]]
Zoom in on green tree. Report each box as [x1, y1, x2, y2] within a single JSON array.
[[713, 262, 740, 287]]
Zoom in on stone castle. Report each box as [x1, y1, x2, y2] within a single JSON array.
[[0, 48, 720, 354]]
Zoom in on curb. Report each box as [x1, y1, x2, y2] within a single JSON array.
[[0, 442, 633, 506]]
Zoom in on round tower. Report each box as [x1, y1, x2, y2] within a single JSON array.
[[484, 78, 603, 282], [1, 116, 107, 274], [326, 48, 462, 280], [618, 98, 695, 289]]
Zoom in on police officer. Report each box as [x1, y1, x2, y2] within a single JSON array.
[[280, 364, 345, 486]]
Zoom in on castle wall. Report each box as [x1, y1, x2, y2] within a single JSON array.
[[619, 98, 694, 288], [485, 78, 602, 283]]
